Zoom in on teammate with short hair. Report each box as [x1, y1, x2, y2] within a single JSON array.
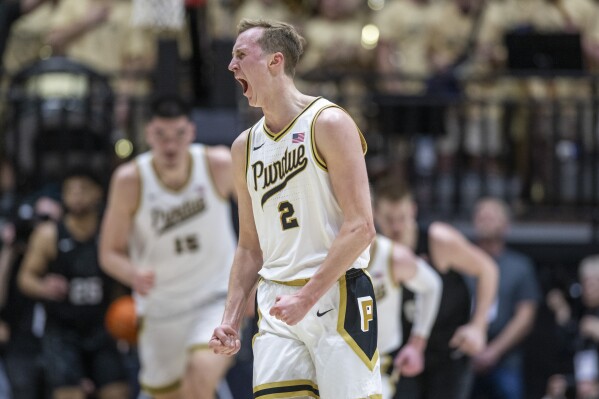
[[373, 178, 498, 399], [210, 19, 382, 398], [19, 169, 129, 399], [368, 233, 442, 399], [99, 96, 236, 399]]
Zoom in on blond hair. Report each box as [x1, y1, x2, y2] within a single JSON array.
[[237, 19, 305, 76]]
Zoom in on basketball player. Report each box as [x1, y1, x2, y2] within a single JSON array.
[[18, 169, 129, 399], [368, 234, 442, 399], [99, 96, 236, 399], [210, 19, 382, 398], [373, 178, 498, 399]]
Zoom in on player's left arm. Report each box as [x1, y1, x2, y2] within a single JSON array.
[[206, 145, 235, 200], [392, 244, 442, 376], [270, 107, 375, 325], [429, 222, 499, 355]]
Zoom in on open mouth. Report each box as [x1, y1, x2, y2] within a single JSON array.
[[237, 78, 248, 94]]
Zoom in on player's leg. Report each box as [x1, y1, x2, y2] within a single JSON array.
[[90, 329, 130, 399], [138, 316, 191, 399], [181, 298, 232, 399], [308, 269, 382, 398], [253, 280, 319, 399], [181, 348, 232, 399], [43, 328, 86, 399]]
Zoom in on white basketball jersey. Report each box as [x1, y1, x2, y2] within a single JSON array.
[[246, 97, 370, 281], [130, 144, 236, 318], [368, 235, 402, 354]]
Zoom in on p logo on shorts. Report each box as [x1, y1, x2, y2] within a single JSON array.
[[358, 296, 374, 332], [338, 269, 379, 371]]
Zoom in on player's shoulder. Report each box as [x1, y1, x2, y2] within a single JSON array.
[[31, 220, 58, 247], [231, 128, 252, 157], [111, 160, 140, 185], [428, 220, 462, 245], [205, 144, 232, 167]]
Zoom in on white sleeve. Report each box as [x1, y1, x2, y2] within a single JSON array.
[[404, 258, 443, 339]]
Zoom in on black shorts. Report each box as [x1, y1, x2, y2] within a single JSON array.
[[42, 324, 127, 390]]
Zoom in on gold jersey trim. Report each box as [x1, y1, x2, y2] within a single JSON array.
[[263, 97, 322, 142], [132, 160, 143, 216], [310, 105, 368, 172], [254, 379, 320, 399], [269, 278, 311, 286], [150, 150, 194, 193], [141, 379, 181, 395], [187, 343, 210, 353], [202, 147, 228, 202]]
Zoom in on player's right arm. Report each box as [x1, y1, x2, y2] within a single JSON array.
[[18, 222, 67, 301], [99, 162, 154, 295], [211, 130, 263, 356], [392, 243, 442, 376]]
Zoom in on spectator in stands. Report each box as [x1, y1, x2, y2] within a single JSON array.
[[18, 169, 128, 399], [298, 0, 373, 128], [46, 0, 156, 95], [0, 195, 62, 399], [373, 177, 498, 399], [470, 197, 542, 399], [0, 0, 52, 77], [548, 255, 599, 399], [234, 0, 295, 36], [372, 0, 437, 95]]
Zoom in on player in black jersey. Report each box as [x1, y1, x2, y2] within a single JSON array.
[[373, 178, 499, 399], [18, 169, 128, 399]]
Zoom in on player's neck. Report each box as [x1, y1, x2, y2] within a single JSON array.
[[152, 153, 192, 191], [64, 212, 98, 241], [262, 85, 316, 133]]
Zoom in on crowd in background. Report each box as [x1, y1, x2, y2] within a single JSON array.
[[0, 0, 599, 398]]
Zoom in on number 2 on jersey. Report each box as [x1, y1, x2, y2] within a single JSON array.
[[278, 201, 299, 230]]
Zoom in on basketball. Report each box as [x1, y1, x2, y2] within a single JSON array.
[[105, 296, 138, 345]]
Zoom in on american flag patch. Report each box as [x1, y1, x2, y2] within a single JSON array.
[[292, 132, 305, 143]]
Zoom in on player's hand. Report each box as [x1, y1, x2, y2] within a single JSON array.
[[132, 269, 155, 296], [471, 345, 500, 373], [269, 294, 312, 326], [209, 324, 241, 356], [394, 343, 425, 377], [449, 323, 486, 357], [41, 273, 68, 301]]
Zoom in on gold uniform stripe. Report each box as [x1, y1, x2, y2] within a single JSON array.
[[337, 274, 380, 372], [256, 390, 319, 399], [150, 150, 194, 193], [263, 96, 322, 141], [270, 278, 310, 286], [141, 379, 181, 395], [366, 238, 379, 270], [245, 126, 255, 179], [310, 105, 368, 172], [252, 279, 264, 348], [187, 343, 210, 353], [203, 146, 228, 202], [388, 244, 400, 288], [253, 379, 319, 399], [132, 160, 143, 216]]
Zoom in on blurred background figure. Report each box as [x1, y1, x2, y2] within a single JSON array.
[[0, 194, 62, 399], [373, 177, 498, 399], [547, 255, 599, 399], [18, 169, 129, 399], [470, 197, 541, 399]]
